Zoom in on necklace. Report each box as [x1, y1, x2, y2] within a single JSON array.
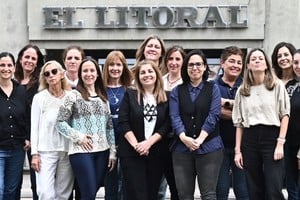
[[109, 87, 120, 105], [168, 76, 181, 88], [50, 90, 65, 98]]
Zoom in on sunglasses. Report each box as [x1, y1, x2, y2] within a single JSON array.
[[43, 68, 58, 77]]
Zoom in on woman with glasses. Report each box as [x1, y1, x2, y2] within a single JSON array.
[[169, 49, 223, 200], [31, 61, 73, 199], [56, 57, 116, 200]]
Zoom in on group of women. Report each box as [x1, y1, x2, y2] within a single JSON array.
[[0, 35, 299, 200]]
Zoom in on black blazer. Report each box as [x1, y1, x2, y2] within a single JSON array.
[[118, 88, 170, 157]]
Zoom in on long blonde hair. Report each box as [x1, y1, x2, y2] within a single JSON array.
[[134, 60, 167, 105], [239, 48, 276, 96], [38, 60, 71, 91]]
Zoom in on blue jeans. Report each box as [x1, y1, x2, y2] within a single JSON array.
[[104, 159, 127, 200], [216, 148, 249, 200], [242, 125, 285, 200], [0, 147, 25, 200], [69, 150, 109, 200], [284, 143, 300, 200], [172, 149, 223, 200]]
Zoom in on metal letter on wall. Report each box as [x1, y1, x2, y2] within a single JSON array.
[[131, 7, 151, 28], [96, 7, 114, 28], [63, 7, 83, 29], [175, 7, 200, 28], [116, 7, 129, 28], [152, 7, 175, 28], [228, 6, 248, 28], [43, 7, 63, 29], [201, 6, 226, 28]]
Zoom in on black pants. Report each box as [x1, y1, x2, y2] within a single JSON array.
[[242, 125, 285, 200], [120, 156, 163, 200]]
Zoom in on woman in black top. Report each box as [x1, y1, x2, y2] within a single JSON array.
[[0, 52, 30, 200]]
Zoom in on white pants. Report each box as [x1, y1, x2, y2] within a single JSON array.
[[36, 151, 74, 200]]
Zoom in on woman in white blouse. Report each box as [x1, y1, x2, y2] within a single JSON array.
[[31, 60, 73, 199]]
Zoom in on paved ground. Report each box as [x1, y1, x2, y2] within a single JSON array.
[[20, 170, 288, 199]]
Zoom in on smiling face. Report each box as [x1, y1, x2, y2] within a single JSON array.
[[221, 54, 243, 79], [81, 61, 98, 87], [108, 58, 123, 81], [139, 63, 157, 89], [20, 47, 38, 74], [0, 56, 15, 80], [187, 55, 207, 83], [143, 39, 162, 63], [167, 50, 183, 75], [277, 46, 293, 70], [293, 53, 300, 77], [247, 50, 267, 72]]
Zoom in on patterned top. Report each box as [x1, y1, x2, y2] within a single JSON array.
[[56, 90, 116, 159]]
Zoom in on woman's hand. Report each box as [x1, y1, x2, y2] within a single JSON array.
[[135, 140, 151, 156], [24, 140, 31, 151], [80, 135, 93, 151], [31, 154, 41, 172], [234, 152, 244, 169], [274, 143, 284, 160], [180, 134, 200, 151], [108, 159, 116, 172]]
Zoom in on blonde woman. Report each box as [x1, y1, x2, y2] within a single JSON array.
[[31, 61, 73, 199]]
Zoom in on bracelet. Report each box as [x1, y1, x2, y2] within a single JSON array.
[[277, 137, 286, 144], [235, 151, 241, 154]]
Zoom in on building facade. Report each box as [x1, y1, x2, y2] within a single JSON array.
[[1, 0, 300, 65]]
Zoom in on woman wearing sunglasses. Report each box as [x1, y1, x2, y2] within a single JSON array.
[[30, 60, 74, 199], [56, 57, 116, 200]]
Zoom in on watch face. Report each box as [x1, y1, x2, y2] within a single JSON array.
[[224, 101, 230, 107]]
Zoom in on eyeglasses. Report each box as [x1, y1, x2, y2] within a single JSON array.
[[43, 68, 58, 77], [187, 62, 204, 69]]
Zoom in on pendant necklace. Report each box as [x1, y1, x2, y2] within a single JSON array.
[[109, 87, 120, 105], [168, 76, 181, 88]]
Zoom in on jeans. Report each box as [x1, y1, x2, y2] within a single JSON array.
[[36, 151, 74, 200], [69, 150, 109, 200], [217, 148, 249, 200], [15, 149, 38, 200], [104, 159, 126, 200], [172, 149, 223, 200], [242, 125, 285, 200], [284, 143, 300, 200], [0, 147, 25, 200]]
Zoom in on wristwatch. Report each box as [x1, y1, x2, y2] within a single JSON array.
[[224, 101, 231, 108]]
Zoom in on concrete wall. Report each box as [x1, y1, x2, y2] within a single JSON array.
[[0, 0, 300, 58], [0, 1, 28, 56]]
